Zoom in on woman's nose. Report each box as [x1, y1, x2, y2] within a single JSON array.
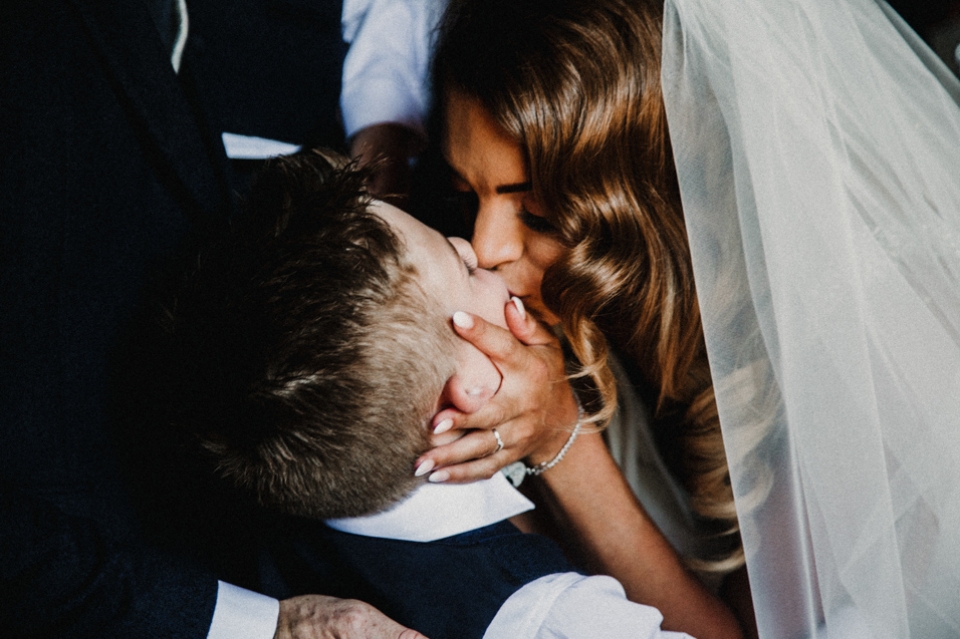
[[472, 200, 524, 270]]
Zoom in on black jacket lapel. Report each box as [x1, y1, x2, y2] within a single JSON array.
[[69, 0, 227, 221]]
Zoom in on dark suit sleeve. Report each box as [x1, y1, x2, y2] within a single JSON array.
[[1, 0, 349, 633], [0, 2, 225, 636], [1, 490, 218, 638]]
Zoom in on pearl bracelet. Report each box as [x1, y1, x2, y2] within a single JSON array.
[[502, 407, 584, 488]]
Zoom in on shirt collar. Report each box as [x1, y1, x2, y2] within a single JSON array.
[[325, 472, 534, 542]]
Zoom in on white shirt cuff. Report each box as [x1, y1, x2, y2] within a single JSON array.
[[206, 581, 280, 639], [340, 77, 426, 138], [486, 573, 694, 639]]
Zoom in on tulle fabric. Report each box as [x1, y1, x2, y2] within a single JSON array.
[[661, 0, 960, 637]]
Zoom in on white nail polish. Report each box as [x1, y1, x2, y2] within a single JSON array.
[[428, 470, 450, 483], [453, 311, 474, 329], [414, 459, 435, 477], [511, 296, 526, 320], [434, 418, 453, 434]]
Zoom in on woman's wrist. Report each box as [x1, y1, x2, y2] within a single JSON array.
[[503, 394, 583, 486], [529, 385, 582, 461], [528, 419, 582, 474]]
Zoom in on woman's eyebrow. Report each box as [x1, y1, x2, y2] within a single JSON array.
[[442, 156, 532, 195]]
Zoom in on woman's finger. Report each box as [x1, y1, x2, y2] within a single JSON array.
[[428, 426, 466, 447], [425, 455, 509, 484], [433, 392, 513, 431], [451, 305, 561, 365], [430, 408, 463, 435], [451, 311, 523, 363], [503, 296, 558, 347], [427, 440, 514, 484], [414, 428, 514, 479], [420, 408, 525, 476], [453, 311, 563, 393]]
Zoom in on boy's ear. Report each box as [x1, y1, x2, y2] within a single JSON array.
[[439, 371, 498, 415]]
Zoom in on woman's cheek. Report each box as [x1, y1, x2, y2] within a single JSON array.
[[530, 239, 566, 325]]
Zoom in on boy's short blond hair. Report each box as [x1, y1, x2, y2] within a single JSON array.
[[162, 150, 456, 519]]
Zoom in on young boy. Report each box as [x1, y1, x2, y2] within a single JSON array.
[[157, 150, 693, 639]]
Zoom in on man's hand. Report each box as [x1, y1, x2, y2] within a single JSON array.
[[275, 595, 429, 639], [349, 123, 425, 208]]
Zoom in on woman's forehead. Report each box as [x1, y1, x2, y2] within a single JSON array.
[[443, 95, 527, 180]]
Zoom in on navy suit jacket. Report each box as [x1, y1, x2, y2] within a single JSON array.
[[259, 520, 577, 639], [1, 0, 344, 635]]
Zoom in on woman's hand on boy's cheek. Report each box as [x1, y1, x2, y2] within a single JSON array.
[[413, 300, 579, 483], [416, 425, 511, 481], [414, 406, 491, 479]]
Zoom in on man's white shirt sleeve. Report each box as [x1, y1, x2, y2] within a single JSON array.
[[206, 581, 280, 639], [340, 0, 444, 137], [484, 573, 695, 639]]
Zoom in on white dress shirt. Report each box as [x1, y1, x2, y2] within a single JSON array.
[[340, 0, 443, 138], [219, 0, 444, 159]]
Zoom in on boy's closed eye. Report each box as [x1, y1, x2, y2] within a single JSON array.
[[447, 236, 479, 276], [460, 247, 478, 275]]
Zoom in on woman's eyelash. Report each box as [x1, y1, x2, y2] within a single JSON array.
[[520, 208, 557, 234], [444, 182, 555, 236]]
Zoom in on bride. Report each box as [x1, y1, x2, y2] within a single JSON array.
[[414, 0, 960, 637]]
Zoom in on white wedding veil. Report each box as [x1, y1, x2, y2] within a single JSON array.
[[661, 0, 960, 636]]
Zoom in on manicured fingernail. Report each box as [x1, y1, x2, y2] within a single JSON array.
[[428, 470, 450, 483], [414, 459, 435, 477], [511, 296, 526, 320], [453, 311, 474, 329], [433, 418, 453, 434]]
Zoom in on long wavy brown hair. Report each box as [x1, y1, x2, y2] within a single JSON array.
[[435, 0, 742, 569]]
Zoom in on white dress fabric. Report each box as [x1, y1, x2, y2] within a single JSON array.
[[661, 0, 960, 637], [603, 352, 733, 592]]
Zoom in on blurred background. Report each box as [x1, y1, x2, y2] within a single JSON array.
[[888, 0, 960, 76]]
